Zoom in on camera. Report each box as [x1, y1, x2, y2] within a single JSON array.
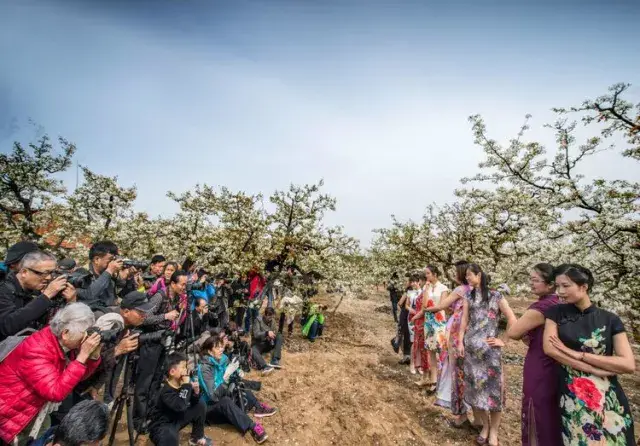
[[52, 270, 92, 289], [86, 326, 122, 343], [130, 328, 173, 349], [141, 272, 157, 282], [116, 257, 149, 270]]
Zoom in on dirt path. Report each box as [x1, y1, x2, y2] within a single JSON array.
[[119, 290, 640, 445]]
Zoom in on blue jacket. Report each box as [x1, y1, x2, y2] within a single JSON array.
[[191, 283, 216, 310]]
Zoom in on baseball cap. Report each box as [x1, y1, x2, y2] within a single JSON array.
[[120, 291, 154, 313], [4, 241, 39, 265], [58, 258, 77, 272]]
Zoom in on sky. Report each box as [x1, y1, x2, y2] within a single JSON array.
[[1, 0, 639, 245]]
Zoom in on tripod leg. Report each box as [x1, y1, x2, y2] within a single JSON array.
[[108, 398, 125, 446], [126, 393, 135, 446]]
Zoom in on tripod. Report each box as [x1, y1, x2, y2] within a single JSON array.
[[108, 352, 139, 446]]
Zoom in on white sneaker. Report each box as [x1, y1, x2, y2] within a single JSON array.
[[262, 366, 275, 375]]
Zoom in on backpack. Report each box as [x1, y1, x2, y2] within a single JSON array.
[[0, 327, 36, 363]]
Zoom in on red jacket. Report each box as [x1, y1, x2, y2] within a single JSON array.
[[0, 326, 100, 442], [248, 272, 266, 300]]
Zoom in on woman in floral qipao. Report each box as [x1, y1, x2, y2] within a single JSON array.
[[459, 264, 517, 446], [412, 265, 448, 393], [543, 264, 635, 446]]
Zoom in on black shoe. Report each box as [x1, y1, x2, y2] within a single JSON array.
[[398, 357, 410, 365], [390, 338, 400, 354]]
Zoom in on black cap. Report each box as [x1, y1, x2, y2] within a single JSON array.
[[120, 291, 154, 313], [58, 258, 77, 271], [4, 241, 39, 265]]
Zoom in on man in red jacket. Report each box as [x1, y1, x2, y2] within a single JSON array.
[[0, 302, 101, 444]]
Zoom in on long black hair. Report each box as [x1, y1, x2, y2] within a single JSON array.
[[467, 263, 490, 303], [454, 260, 469, 286]]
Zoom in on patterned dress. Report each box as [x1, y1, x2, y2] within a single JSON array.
[[438, 285, 469, 414], [424, 282, 449, 351], [463, 289, 505, 412], [545, 304, 635, 445], [411, 291, 430, 371], [406, 289, 421, 343], [521, 294, 562, 446]]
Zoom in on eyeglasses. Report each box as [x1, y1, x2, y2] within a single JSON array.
[[26, 267, 55, 278]]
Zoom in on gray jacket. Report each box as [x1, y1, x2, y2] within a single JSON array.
[[251, 315, 276, 346], [76, 265, 117, 311]]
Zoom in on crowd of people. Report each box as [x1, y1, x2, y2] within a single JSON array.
[[0, 240, 326, 446], [387, 262, 636, 446]]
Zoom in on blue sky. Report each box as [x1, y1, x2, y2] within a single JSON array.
[[1, 0, 639, 245]]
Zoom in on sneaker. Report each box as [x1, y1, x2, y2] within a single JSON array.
[[250, 423, 268, 443], [254, 402, 278, 418], [268, 359, 281, 368], [262, 366, 275, 376], [398, 356, 410, 365], [189, 436, 213, 446]]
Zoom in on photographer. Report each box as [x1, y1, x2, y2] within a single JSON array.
[[212, 276, 230, 328], [0, 251, 76, 341], [148, 352, 213, 446], [0, 303, 101, 444], [78, 291, 149, 406], [149, 254, 167, 279], [229, 274, 249, 333], [76, 241, 123, 315], [251, 307, 283, 374], [197, 335, 274, 444], [133, 270, 185, 432], [192, 298, 214, 338]]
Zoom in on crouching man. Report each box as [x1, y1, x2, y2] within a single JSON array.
[[250, 307, 283, 375]]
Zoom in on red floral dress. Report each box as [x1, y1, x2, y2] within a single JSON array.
[[410, 291, 430, 371]]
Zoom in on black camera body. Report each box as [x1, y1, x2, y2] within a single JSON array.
[[86, 326, 122, 343], [53, 270, 92, 289], [116, 257, 149, 270]]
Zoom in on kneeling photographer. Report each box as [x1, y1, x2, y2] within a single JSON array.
[[0, 251, 77, 341], [133, 270, 185, 432], [197, 335, 276, 444]]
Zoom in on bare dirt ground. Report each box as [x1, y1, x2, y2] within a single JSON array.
[[119, 290, 640, 445]]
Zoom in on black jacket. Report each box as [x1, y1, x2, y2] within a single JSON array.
[[149, 381, 201, 428], [0, 272, 52, 341]]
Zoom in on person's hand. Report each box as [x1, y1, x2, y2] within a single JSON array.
[[165, 310, 179, 321], [118, 267, 132, 280], [77, 332, 102, 364], [134, 272, 143, 288], [592, 367, 616, 378], [549, 335, 581, 360], [62, 283, 77, 303], [486, 337, 505, 348], [106, 258, 124, 276], [85, 386, 100, 400], [115, 331, 140, 356], [456, 342, 464, 358], [267, 331, 276, 340], [43, 276, 68, 299]]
